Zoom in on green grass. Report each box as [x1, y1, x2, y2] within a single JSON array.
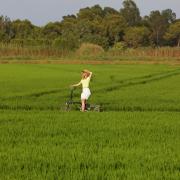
[[0, 64, 179, 111], [0, 111, 180, 179], [0, 63, 180, 179]]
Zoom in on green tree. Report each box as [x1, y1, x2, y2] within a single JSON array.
[[76, 18, 108, 48], [124, 26, 150, 47], [161, 9, 176, 24], [104, 7, 120, 16], [11, 19, 35, 39], [61, 15, 78, 38], [120, 0, 141, 26], [76, 5, 108, 48], [0, 16, 13, 42], [91, 5, 104, 19], [41, 22, 61, 40], [145, 11, 167, 46], [11, 20, 47, 47], [103, 14, 127, 46], [164, 22, 180, 47], [53, 33, 79, 50], [144, 9, 176, 46], [77, 5, 104, 21]]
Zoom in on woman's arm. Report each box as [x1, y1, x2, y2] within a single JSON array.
[[71, 81, 81, 87], [83, 69, 92, 78]]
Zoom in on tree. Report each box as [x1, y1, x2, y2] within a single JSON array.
[[11, 19, 35, 39], [53, 32, 79, 50], [103, 14, 127, 46], [124, 26, 150, 48], [143, 9, 176, 46], [104, 7, 120, 17], [91, 5, 104, 19], [77, 5, 104, 21], [145, 11, 168, 46], [76, 5, 109, 48], [164, 22, 180, 47], [0, 16, 13, 42], [61, 15, 78, 37], [120, 0, 141, 26], [161, 9, 176, 24], [52, 15, 79, 50], [0, 4, 178, 49], [41, 22, 61, 40]]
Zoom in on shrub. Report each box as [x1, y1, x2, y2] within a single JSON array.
[[76, 43, 104, 57], [112, 42, 127, 50], [81, 34, 109, 49]]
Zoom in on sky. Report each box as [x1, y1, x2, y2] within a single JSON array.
[[0, 0, 180, 26]]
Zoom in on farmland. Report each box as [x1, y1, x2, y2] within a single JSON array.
[[0, 63, 180, 179]]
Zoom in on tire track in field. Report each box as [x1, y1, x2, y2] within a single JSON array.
[[1, 69, 180, 101], [101, 103, 180, 112], [64, 69, 180, 99], [0, 88, 67, 101], [98, 68, 180, 93]]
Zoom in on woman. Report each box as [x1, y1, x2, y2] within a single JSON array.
[[71, 69, 92, 112]]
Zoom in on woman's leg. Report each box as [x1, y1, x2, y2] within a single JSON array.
[[81, 99, 86, 111], [85, 100, 87, 110]]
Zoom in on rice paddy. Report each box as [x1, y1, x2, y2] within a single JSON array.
[[0, 63, 180, 179]]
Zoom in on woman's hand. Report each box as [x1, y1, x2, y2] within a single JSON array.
[[83, 69, 92, 77]]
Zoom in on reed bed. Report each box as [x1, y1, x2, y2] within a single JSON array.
[[0, 43, 180, 60]]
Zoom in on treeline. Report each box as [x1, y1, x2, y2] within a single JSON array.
[[0, 0, 180, 51]]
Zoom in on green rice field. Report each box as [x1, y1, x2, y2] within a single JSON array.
[[0, 63, 180, 179]]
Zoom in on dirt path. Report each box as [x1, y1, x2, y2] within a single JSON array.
[[0, 60, 180, 66]]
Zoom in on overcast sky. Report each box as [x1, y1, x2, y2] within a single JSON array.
[[0, 0, 180, 26]]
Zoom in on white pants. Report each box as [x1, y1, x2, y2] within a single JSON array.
[[81, 88, 91, 100]]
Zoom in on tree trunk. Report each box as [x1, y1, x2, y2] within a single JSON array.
[[178, 38, 180, 47]]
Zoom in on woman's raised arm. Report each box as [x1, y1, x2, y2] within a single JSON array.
[[83, 69, 92, 78]]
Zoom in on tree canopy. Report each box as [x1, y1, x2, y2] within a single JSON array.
[[164, 21, 180, 47], [0, 0, 178, 49]]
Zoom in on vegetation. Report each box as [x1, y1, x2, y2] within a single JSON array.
[[0, 64, 180, 179], [0, 0, 180, 52], [0, 43, 179, 61], [0, 1, 179, 178], [76, 43, 104, 57], [164, 21, 180, 47], [0, 64, 180, 111], [123, 26, 150, 48]]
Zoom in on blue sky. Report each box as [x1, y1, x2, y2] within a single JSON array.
[[0, 0, 180, 26]]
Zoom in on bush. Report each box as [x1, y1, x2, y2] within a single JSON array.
[[76, 43, 104, 57], [81, 34, 109, 49], [112, 42, 127, 50]]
